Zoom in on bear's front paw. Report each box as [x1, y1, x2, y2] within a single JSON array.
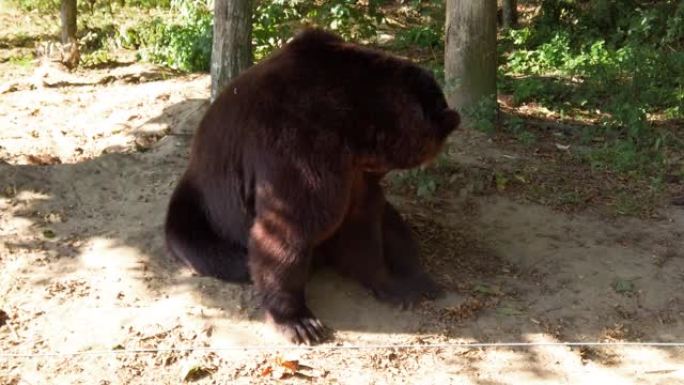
[[266, 309, 330, 345]]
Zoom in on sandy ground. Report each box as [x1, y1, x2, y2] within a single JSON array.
[[1, 63, 684, 384]]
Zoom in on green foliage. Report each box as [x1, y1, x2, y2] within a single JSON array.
[[80, 48, 113, 67], [11, 0, 168, 13], [395, 26, 442, 49], [390, 150, 453, 199], [516, 130, 537, 146], [128, 0, 384, 71], [500, 0, 684, 176], [126, 0, 171, 8], [502, 3, 684, 117], [510, 77, 545, 105], [586, 139, 664, 175], [507, 32, 574, 74], [500, 114, 535, 146], [10, 0, 59, 13], [464, 95, 498, 134], [79, 24, 118, 50], [318, 0, 380, 39], [392, 167, 439, 199], [8, 53, 34, 67], [252, 0, 382, 60], [252, 0, 303, 60], [504, 116, 525, 134], [415, 175, 438, 198], [533, 0, 684, 49], [130, 0, 212, 72]]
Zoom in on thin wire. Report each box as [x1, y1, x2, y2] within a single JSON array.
[[4, 341, 684, 358]]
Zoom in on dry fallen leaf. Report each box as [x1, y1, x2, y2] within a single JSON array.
[[183, 365, 214, 382], [259, 356, 325, 380], [0, 309, 9, 327], [275, 356, 299, 373], [2, 185, 16, 197], [27, 154, 61, 165], [260, 366, 273, 377]]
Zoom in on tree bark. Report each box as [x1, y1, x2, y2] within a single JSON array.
[[60, 0, 77, 44], [59, 0, 79, 69], [210, 0, 253, 102], [444, 0, 497, 128], [502, 0, 517, 29]]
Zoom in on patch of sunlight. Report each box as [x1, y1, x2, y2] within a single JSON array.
[[13, 190, 50, 202], [0, 216, 33, 234], [620, 344, 675, 363], [78, 237, 146, 270], [505, 333, 684, 385], [618, 345, 684, 381]]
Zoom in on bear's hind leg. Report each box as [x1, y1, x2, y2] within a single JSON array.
[[164, 179, 250, 283], [382, 202, 443, 300], [321, 177, 440, 308]]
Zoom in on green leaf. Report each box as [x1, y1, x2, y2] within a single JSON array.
[[612, 278, 636, 294], [495, 173, 508, 192], [473, 284, 501, 296], [496, 305, 523, 316]]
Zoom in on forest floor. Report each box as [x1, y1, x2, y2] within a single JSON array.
[[2, 15, 684, 385]]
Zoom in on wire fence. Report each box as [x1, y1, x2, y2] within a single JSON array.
[[4, 341, 684, 358]]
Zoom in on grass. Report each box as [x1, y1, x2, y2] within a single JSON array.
[[7, 53, 33, 67]]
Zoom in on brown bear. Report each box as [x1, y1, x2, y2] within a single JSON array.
[[164, 28, 460, 345]]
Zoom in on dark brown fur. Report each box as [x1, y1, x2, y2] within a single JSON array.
[[164, 28, 460, 344]]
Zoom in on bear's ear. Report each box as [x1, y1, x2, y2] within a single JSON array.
[[439, 108, 460, 134]]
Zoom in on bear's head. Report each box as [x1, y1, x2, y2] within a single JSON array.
[[357, 65, 460, 172]]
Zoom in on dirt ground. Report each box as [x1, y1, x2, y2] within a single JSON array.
[[1, 62, 684, 385]]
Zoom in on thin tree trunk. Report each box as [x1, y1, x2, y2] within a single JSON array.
[[210, 0, 253, 102], [444, 0, 497, 128], [60, 0, 77, 44], [60, 0, 79, 69], [502, 0, 517, 29]]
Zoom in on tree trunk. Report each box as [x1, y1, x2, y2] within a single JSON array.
[[60, 0, 77, 44], [60, 0, 79, 69], [210, 0, 253, 102], [502, 0, 517, 29], [444, 0, 497, 128]]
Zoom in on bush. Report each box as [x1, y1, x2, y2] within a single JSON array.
[[131, 0, 212, 72], [497, 1, 684, 176], [395, 26, 442, 49], [10, 0, 59, 13], [11, 0, 170, 13], [252, 0, 381, 60]]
